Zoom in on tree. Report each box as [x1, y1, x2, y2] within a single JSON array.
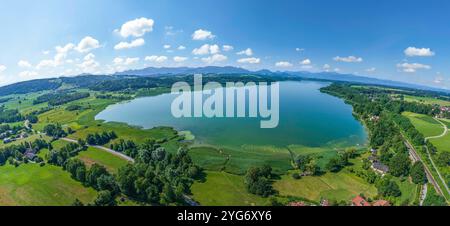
[[85, 164, 109, 189], [93, 190, 116, 206], [72, 199, 84, 206], [377, 178, 401, 197], [410, 162, 427, 185], [389, 153, 411, 177], [244, 165, 274, 197]]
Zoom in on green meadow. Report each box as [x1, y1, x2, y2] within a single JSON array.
[[0, 163, 97, 206]]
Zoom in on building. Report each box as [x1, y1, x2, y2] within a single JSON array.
[[288, 201, 307, 206], [372, 200, 391, 206], [352, 196, 371, 206], [351, 196, 390, 206], [372, 161, 389, 175]]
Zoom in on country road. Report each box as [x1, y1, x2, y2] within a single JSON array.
[[60, 137, 135, 163], [425, 118, 448, 141], [61, 137, 198, 206], [423, 118, 450, 197]]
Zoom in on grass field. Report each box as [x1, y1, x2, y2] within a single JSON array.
[[402, 112, 444, 137], [0, 163, 97, 206], [273, 169, 377, 203], [77, 146, 129, 173], [189, 145, 294, 175], [403, 112, 450, 200], [191, 171, 270, 206], [402, 95, 450, 107]]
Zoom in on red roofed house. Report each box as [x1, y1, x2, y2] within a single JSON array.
[[372, 200, 391, 206], [352, 196, 371, 206]]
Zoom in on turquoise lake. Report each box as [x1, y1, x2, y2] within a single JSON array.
[[95, 81, 367, 148]]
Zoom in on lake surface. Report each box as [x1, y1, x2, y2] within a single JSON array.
[[96, 81, 367, 148]]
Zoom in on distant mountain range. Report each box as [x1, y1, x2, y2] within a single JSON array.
[[114, 66, 449, 93], [0, 66, 448, 96]]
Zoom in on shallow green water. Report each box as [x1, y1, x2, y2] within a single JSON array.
[[96, 81, 367, 148]]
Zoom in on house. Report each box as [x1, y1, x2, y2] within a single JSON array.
[[372, 161, 389, 175], [372, 200, 391, 206], [24, 148, 37, 160], [352, 196, 370, 206], [320, 199, 329, 206], [288, 201, 307, 206]]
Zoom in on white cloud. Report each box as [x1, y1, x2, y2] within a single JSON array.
[[237, 48, 253, 56], [0, 65, 6, 73], [300, 59, 311, 65], [78, 53, 100, 73], [192, 44, 220, 55], [114, 38, 145, 50], [323, 64, 331, 70], [173, 56, 188, 62], [54, 43, 75, 65], [333, 56, 363, 63], [192, 29, 215, 40], [117, 17, 154, 38], [163, 44, 171, 49], [404, 47, 435, 57], [124, 57, 139, 65], [18, 70, 39, 78], [165, 26, 183, 36], [177, 45, 186, 50], [397, 62, 431, 73], [275, 61, 293, 67], [237, 57, 260, 64], [42, 50, 50, 55], [36, 60, 57, 69], [295, 48, 305, 52], [145, 55, 168, 63], [18, 60, 32, 68], [75, 36, 100, 53], [366, 67, 376, 72], [201, 54, 227, 64], [223, 45, 234, 52]]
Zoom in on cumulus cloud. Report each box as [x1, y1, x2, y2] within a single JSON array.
[[404, 47, 435, 57], [173, 56, 188, 62], [237, 57, 260, 64], [0, 65, 6, 73], [18, 70, 39, 78], [397, 62, 431, 73], [78, 53, 100, 73], [117, 17, 154, 38], [192, 44, 220, 55], [192, 29, 215, 40], [113, 57, 139, 66], [237, 48, 253, 56], [223, 45, 234, 52], [177, 45, 186, 50], [145, 55, 168, 63], [75, 36, 100, 53], [366, 67, 376, 72], [201, 54, 227, 64], [163, 44, 171, 49], [36, 60, 57, 69], [114, 38, 145, 50], [300, 59, 311, 65], [18, 60, 32, 68], [295, 48, 305, 52], [333, 56, 363, 63], [275, 61, 293, 67]]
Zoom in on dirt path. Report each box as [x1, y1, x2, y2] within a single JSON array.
[[60, 137, 135, 163], [425, 118, 448, 141]]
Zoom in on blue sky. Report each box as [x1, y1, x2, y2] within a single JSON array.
[[0, 0, 449, 89]]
